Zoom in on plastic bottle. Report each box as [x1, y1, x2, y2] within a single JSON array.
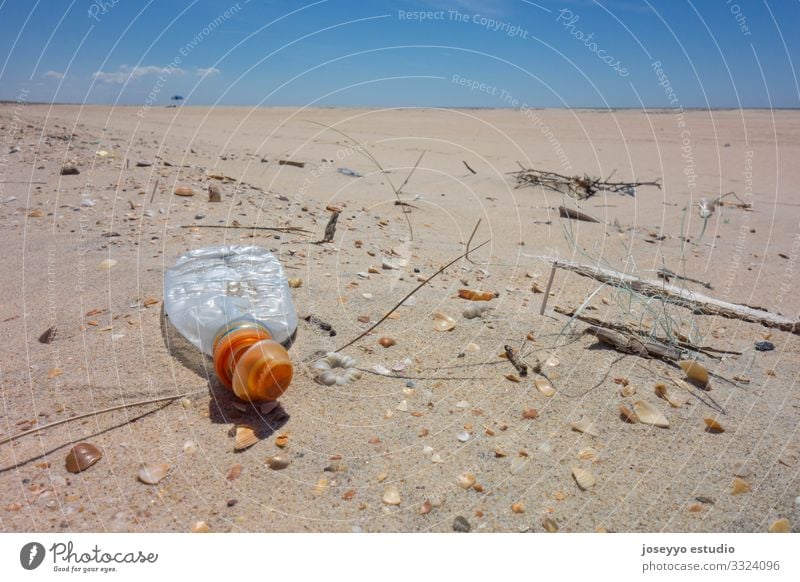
[[164, 245, 297, 402]]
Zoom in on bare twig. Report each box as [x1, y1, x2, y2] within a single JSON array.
[[278, 159, 305, 168], [463, 160, 477, 175], [510, 164, 660, 200], [149, 178, 160, 204], [0, 389, 206, 446], [464, 218, 482, 265], [333, 239, 491, 353], [504, 345, 528, 377], [397, 150, 425, 194], [539, 263, 557, 315], [181, 224, 312, 234]]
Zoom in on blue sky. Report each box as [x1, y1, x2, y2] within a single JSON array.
[[1, 0, 798, 108]]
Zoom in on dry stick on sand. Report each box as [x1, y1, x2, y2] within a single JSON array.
[[149, 177, 160, 204], [510, 164, 661, 200], [462, 160, 477, 175], [558, 205, 601, 223], [548, 258, 800, 334], [464, 218, 482, 265], [333, 239, 491, 354], [0, 390, 206, 446], [181, 224, 312, 234], [306, 121, 416, 241]]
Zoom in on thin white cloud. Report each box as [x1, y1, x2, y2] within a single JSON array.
[[92, 65, 184, 84], [196, 67, 220, 77], [43, 70, 64, 80]]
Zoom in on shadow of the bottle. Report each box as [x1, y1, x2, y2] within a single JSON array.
[[160, 308, 290, 442]]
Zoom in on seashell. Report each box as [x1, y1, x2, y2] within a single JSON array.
[[234, 426, 258, 450], [457, 473, 476, 489], [287, 278, 302, 288], [464, 342, 480, 353], [458, 289, 495, 301], [433, 312, 455, 332], [267, 455, 289, 471], [98, 259, 117, 269], [138, 463, 170, 485], [396, 400, 408, 412], [174, 186, 195, 196], [382, 258, 400, 270], [183, 440, 197, 453], [619, 404, 638, 423], [522, 408, 539, 419], [633, 401, 669, 427], [768, 518, 791, 533], [65, 443, 103, 473], [732, 477, 751, 495], [572, 466, 596, 490], [541, 516, 559, 533], [419, 501, 432, 515], [312, 478, 329, 495], [679, 360, 710, 387], [378, 337, 396, 348], [372, 364, 390, 375], [619, 384, 636, 397], [511, 502, 526, 514], [535, 376, 556, 397], [571, 416, 598, 436], [545, 355, 560, 368], [463, 303, 490, 319], [655, 384, 690, 408], [704, 417, 724, 433], [28, 208, 45, 217], [505, 374, 521, 383], [226, 464, 243, 481], [190, 520, 211, 533], [382, 486, 401, 505], [577, 447, 598, 461], [431, 453, 444, 463], [314, 352, 361, 385], [275, 434, 289, 448], [456, 430, 470, 442]]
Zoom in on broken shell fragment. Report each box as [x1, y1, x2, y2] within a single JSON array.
[[174, 186, 195, 197], [704, 417, 724, 434], [190, 520, 211, 533], [265, 454, 290, 470], [433, 312, 456, 332], [571, 416, 599, 436], [462, 303, 490, 319], [65, 443, 103, 474], [620, 384, 637, 397], [287, 278, 303, 288], [541, 516, 559, 533], [619, 404, 638, 424], [572, 466, 596, 490], [378, 337, 396, 348], [535, 376, 556, 397], [679, 360, 710, 388], [382, 486, 401, 505], [457, 473, 476, 489], [457, 289, 495, 301], [732, 477, 751, 495], [633, 401, 669, 427], [138, 463, 170, 485], [768, 518, 791, 533], [233, 426, 259, 451], [656, 383, 690, 408]]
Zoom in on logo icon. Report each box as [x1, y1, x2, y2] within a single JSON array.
[[20, 542, 46, 570]]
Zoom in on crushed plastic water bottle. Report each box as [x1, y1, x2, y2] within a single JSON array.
[[164, 246, 298, 401]]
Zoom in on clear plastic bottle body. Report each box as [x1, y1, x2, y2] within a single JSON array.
[[164, 246, 297, 401], [163, 245, 298, 354]]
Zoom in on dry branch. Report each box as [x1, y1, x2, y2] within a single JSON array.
[[510, 164, 661, 200], [550, 258, 800, 334]]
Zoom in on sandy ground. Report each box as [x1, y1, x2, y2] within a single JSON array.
[[0, 104, 798, 533]]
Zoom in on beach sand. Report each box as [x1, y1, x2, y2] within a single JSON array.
[[1, 105, 798, 532]]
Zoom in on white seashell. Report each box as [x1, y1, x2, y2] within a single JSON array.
[[456, 430, 470, 442], [138, 463, 170, 485], [534, 376, 556, 397], [373, 364, 390, 375], [382, 258, 399, 270], [464, 342, 480, 353], [382, 486, 401, 505], [633, 400, 669, 427], [571, 416, 598, 436], [98, 259, 117, 269], [462, 303, 490, 319], [433, 312, 456, 332], [431, 453, 444, 463], [396, 400, 408, 412], [456, 400, 470, 408], [572, 466, 596, 490], [422, 446, 434, 456]]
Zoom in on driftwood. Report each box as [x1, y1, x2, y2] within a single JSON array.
[[549, 259, 800, 334], [278, 159, 305, 168], [558, 205, 600, 223], [510, 164, 661, 200], [585, 325, 683, 362]]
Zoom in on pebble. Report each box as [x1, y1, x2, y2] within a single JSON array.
[[80, 198, 96, 207], [136, 159, 153, 167], [405, 380, 416, 388], [266, 455, 290, 470], [382, 486, 401, 505], [61, 164, 79, 175], [453, 516, 471, 532], [195, 213, 205, 220], [755, 341, 775, 351]]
